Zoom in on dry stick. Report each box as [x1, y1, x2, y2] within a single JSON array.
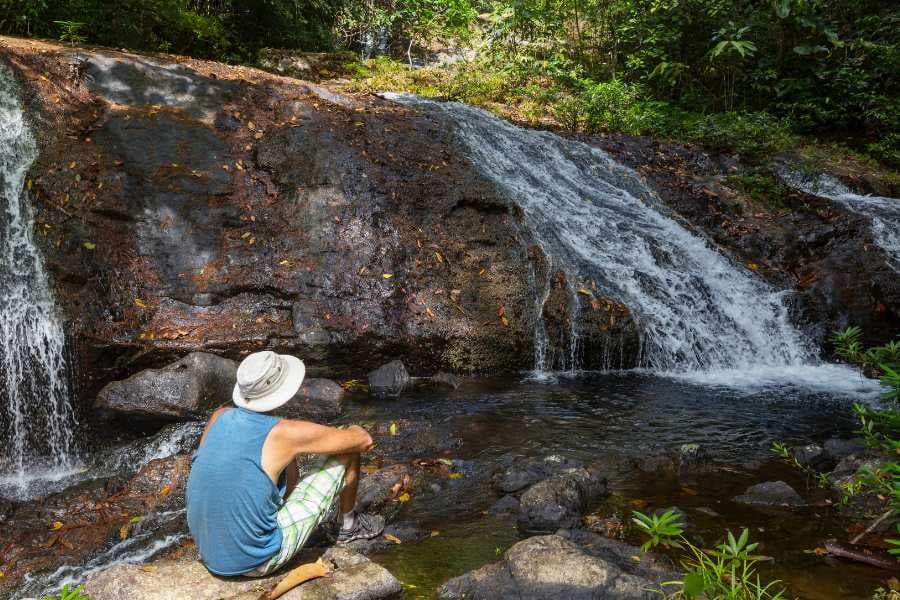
[[850, 508, 895, 545], [824, 539, 898, 570], [264, 559, 330, 600]]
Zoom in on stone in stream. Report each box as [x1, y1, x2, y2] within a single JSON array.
[[367, 360, 410, 397], [517, 467, 608, 532], [438, 534, 667, 600], [94, 352, 237, 422], [493, 454, 586, 494], [733, 481, 805, 507], [85, 546, 401, 600], [823, 438, 866, 462], [790, 443, 831, 470]]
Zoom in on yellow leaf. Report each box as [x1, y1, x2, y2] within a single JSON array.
[[430, 530, 440, 537], [254, 132, 264, 140], [82, 240, 96, 250], [119, 524, 129, 540], [241, 231, 251, 239], [383, 533, 402, 544], [448, 472, 463, 479], [398, 492, 411, 503], [500, 316, 509, 327], [279, 260, 291, 266], [382, 273, 393, 279], [141, 566, 158, 573], [159, 484, 172, 497], [26, 179, 32, 190], [630, 555, 641, 562], [133, 298, 147, 308], [51, 521, 63, 530], [0, 570, 4, 577], [478, 268, 486, 276], [747, 262, 759, 271], [434, 252, 443, 263], [577, 288, 592, 296], [389, 422, 399, 436], [68, 161, 76, 169]]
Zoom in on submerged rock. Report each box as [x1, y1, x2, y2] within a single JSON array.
[[85, 546, 401, 600], [493, 454, 585, 494], [733, 481, 805, 507], [94, 352, 236, 422], [367, 361, 410, 397], [790, 443, 831, 470], [438, 534, 665, 600], [823, 438, 866, 462]]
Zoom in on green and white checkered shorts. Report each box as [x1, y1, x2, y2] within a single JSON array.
[[246, 455, 346, 576]]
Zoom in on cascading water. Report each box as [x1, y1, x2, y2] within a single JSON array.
[[385, 94, 879, 390], [0, 63, 78, 496], [779, 167, 900, 272]]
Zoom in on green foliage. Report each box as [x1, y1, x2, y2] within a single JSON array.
[[769, 441, 790, 459], [886, 523, 900, 556], [40, 584, 89, 600], [662, 529, 786, 600], [632, 509, 684, 552], [54, 20, 85, 46]]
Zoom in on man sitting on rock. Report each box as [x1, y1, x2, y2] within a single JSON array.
[[186, 351, 385, 577]]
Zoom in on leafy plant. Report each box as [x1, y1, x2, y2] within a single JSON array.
[[632, 509, 684, 552], [886, 523, 900, 556], [769, 441, 790, 459], [663, 529, 785, 600], [54, 20, 85, 46], [40, 584, 89, 600]]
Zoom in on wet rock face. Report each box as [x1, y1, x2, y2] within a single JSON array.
[[8, 39, 594, 389], [517, 467, 608, 532], [85, 545, 401, 600], [438, 534, 665, 600], [94, 352, 236, 422]]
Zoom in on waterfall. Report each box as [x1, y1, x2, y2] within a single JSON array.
[[779, 167, 900, 273], [0, 63, 77, 495], [384, 94, 852, 382]]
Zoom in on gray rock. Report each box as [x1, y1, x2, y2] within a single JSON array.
[[346, 522, 429, 554], [438, 535, 664, 600], [518, 468, 608, 532], [274, 378, 345, 422], [85, 546, 401, 600], [95, 352, 236, 421], [733, 481, 805, 507], [367, 360, 410, 397], [790, 443, 831, 470], [494, 455, 583, 494], [431, 371, 461, 389], [824, 438, 866, 461], [488, 494, 521, 516]]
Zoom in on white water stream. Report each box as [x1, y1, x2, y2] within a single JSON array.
[[385, 94, 881, 393], [779, 167, 900, 272], [0, 63, 78, 496]]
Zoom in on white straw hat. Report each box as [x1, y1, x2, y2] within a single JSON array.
[[233, 351, 305, 412]]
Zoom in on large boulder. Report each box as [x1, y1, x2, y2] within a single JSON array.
[[518, 467, 608, 532], [274, 377, 345, 422], [438, 534, 664, 600], [94, 352, 237, 421], [367, 360, 410, 397], [85, 546, 401, 600]]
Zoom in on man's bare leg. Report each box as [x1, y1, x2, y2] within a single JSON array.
[[335, 452, 360, 513], [334, 452, 384, 542]]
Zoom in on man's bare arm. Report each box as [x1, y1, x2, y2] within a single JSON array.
[[273, 420, 374, 455]]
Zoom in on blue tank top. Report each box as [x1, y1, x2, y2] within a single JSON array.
[[186, 408, 285, 575]]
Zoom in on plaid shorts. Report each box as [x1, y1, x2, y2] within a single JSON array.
[[246, 455, 346, 576]]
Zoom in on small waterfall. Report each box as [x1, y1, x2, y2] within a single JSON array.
[[779, 167, 900, 272], [386, 94, 830, 379], [0, 63, 77, 495]]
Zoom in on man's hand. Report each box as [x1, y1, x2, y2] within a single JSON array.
[[347, 424, 374, 451]]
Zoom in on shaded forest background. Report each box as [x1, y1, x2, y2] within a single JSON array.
[[1, 0, 898, 165]]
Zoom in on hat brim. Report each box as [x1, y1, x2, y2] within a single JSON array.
[[232, 355, 305, 413]]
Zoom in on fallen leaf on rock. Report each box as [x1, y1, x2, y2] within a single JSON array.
[[434, 252, 443, 263], [398, 492, 411, 503], [82, 240, 96, 250], [389, 422, 399, 436], [141, 566, 158, 573], [431, 530, 440, 537], [382, 273, 393, 279], [119, 524, 130, 540], [630, 555, 641, 562], [681, 486, 698, 495], [448, 472, 463, 479], [159, 484, 172, 497], [133, 298, 147, 308], [577, 288, 592, 296], [629, 499, 648, 509], [50, 521, 63, 530], [500, 316, 509, 327], [383, 533, 402, 544]]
